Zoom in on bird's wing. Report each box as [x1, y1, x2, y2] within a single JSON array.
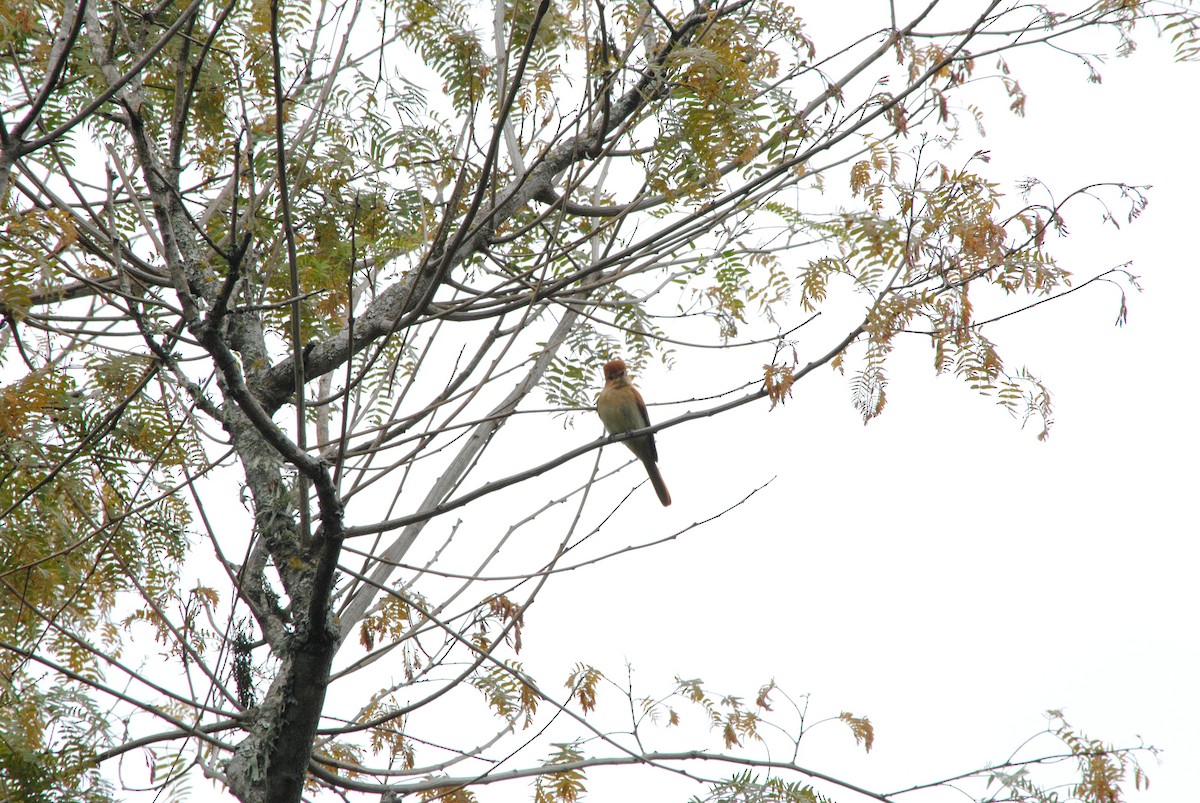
[[633, 388, 658, 463]]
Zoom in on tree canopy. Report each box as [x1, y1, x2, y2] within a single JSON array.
[[0, 0, 1193, 800]]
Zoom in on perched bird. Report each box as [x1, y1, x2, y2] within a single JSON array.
[[595, 358, 671, 506]]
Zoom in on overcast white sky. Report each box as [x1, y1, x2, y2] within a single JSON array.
[[513, 21, 1199, 803]]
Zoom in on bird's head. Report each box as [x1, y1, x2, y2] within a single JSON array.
[[602, 359, 627, 381]]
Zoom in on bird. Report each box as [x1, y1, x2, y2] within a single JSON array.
[[595, 358, 671, 506]]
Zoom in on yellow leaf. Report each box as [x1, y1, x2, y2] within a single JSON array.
[[839, 711, 875, 753]]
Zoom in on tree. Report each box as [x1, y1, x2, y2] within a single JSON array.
[[0, 0, 1190, 800]]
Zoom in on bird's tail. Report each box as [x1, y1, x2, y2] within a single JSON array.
[[644, 461, 671, 507]]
